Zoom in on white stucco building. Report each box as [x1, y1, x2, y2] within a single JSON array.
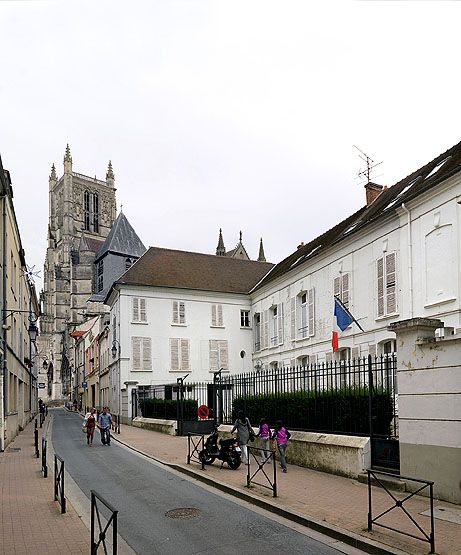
[[250, 140, 461, 367]]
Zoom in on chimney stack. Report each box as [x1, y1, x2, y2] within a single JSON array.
[[364, 182, 383, 205]]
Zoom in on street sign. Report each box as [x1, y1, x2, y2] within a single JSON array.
[[82, 382, 87, 389], [37, 383, 45, 389], [197, 404, 209, 419]]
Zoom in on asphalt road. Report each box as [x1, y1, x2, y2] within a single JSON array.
[[52, 409, 347, 555]]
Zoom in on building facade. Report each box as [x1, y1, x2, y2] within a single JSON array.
[[0, 155, 40, 449], [40, 146, 117, 400]]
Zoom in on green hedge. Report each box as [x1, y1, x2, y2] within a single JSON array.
[[140, 398, 198, 420], [232, 388, 393, 436]]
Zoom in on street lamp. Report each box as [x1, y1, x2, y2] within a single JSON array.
[[28, 321, 38, 343], [111, 339, 121, 433]]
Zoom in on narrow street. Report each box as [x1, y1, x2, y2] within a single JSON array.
[[52, 409, 351, 555]]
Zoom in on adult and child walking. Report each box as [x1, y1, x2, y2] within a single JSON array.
[[232, 411, 291, 473], [83, 406, 113, 446]]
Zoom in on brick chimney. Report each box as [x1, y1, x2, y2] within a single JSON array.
[[364, 182, 383, 205]]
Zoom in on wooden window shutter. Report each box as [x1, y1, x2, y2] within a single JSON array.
[[325, 352, 333, 363], [132, 337, 141, 370], [218, 340, 228, 370], [142, 338, 152, 370], [342, 273, 349, 308], [209, 340, 218, 371], [290, 298, 296, 341], [211, 305, 217, 326], [170, 339, 180, 370], [262, 310, 269, 349], [277, 303, 283, 345], [217, 304, 223, 327], [334, 276, 341, 298], [180, 339, 190, 371], [369, 343, 377, 357], [290, 358, 295, 369], [132, 298, 139, 321], [386, 253, 397, 314], [377, 258, 384, 317], [351, 346, 359, 360], [172, 301, 179, 324], [140, 298, 147, 322], [179, 302, 186, 324], [308, 288, 315, 336]]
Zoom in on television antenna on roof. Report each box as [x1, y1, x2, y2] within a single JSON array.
[[354, 145, 383, 184]]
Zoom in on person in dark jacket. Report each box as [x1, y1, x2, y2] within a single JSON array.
[[231, 410, 253, 465]]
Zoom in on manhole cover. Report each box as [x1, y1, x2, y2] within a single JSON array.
[[6, 448, 21, 452], [165, 508, 200, 519]]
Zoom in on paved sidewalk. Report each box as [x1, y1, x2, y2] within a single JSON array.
[[0, 418, 88, 554], [113, 423, 461, 555]]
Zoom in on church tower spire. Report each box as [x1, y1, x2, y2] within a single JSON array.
[[257, 237, 266, 262], [63, 143, 72, 174], [106, 160, 115, 187], [216, 228, 226, 256]]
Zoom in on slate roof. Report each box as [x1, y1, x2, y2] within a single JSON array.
[[252, 139, 461, 292], [80, 236, 105, 253], [108, 247, 274, 297], [95, 212, 146, 261]]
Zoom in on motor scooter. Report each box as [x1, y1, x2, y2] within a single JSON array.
[[199, 427, 241, 470]]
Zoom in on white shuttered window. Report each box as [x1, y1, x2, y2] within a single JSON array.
[[132, 337, 152, 370], [132, 297, 147, 322], [269, 304, 283, 346], [211, 304, 224, 327], [377, 253, 397, 317], [170, 338, 190, 371], [297, 288, 315, 338], [172, 301, 186, 324], [334, 273, 350, 308], [209, 340, 229, 371]]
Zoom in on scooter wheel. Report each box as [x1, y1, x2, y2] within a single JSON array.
[[227, 455, 241, 470], [199, 450, 216, 465]]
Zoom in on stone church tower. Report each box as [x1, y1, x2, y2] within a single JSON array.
[[41, 146, 117, 399]]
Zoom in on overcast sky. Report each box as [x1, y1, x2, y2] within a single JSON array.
[[2, 0, 461, 292]]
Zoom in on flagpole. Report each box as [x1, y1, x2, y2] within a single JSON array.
[[334, 296, 365, 332]]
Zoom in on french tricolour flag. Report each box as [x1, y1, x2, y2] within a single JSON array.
[[332, 297, 355, 352]]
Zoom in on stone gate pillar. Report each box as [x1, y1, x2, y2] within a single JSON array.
[[389, 317, 461, 504]]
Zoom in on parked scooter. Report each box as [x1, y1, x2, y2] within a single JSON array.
[[199, 427, 242, 470]]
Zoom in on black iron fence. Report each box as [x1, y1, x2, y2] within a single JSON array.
[[247, 445, 277, 497], [367, 469, 435, 554], [137, 355, 397, 440], [91, 490, 118, 554], [54, 454, 66, 514]]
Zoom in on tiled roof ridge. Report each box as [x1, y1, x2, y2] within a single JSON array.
[[147, 245, 272, 265]]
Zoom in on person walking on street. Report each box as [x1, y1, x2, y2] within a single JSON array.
[[84, 408, 97, 446], [272, 420, 291, 473], [231, 410, 253, 465], [98, 406, 112, 445], [256, 417, 271, 463]]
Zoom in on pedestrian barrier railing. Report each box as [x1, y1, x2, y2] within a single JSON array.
[[247, 446, 277, 498], [187, 433, 205, 469], [54, 454, 66, 514], [34, 421, 39, 458], [367, 469, 435, 554], [41, 437, 48, 478], [91, 490, 118, 555]]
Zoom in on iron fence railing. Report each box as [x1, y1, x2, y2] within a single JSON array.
[[367, 469, 435, 554], [137, 356, 397, 438], [91, 490, 118, 554], [247, 446, 277, 497], [54, 454, 66, 514]]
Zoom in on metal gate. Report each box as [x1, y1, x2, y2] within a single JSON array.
[[368, 354, 400, 472]]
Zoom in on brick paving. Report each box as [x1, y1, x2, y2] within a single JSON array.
[[0, 419, 88, 554], [114, 424, 461, 555]]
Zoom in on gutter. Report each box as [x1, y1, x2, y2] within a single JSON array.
[[401, 204, 413, 318]]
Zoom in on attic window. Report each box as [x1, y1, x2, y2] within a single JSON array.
[[424, 156, 451, 180], [343, 222, 359, 235], [384, 176, 421, 211], [125, 258, 132, 270], [289, 245, 322, 269]]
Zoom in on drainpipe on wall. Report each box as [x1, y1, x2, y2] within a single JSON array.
[[401, 203, 413, 318]]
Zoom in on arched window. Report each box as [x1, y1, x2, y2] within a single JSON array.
[[83, 191, 90, 230]]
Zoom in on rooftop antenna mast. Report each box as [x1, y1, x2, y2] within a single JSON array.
[[354, 145, 382, 183]]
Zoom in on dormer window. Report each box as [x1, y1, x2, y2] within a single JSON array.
[[125, 258, 132, 271]]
